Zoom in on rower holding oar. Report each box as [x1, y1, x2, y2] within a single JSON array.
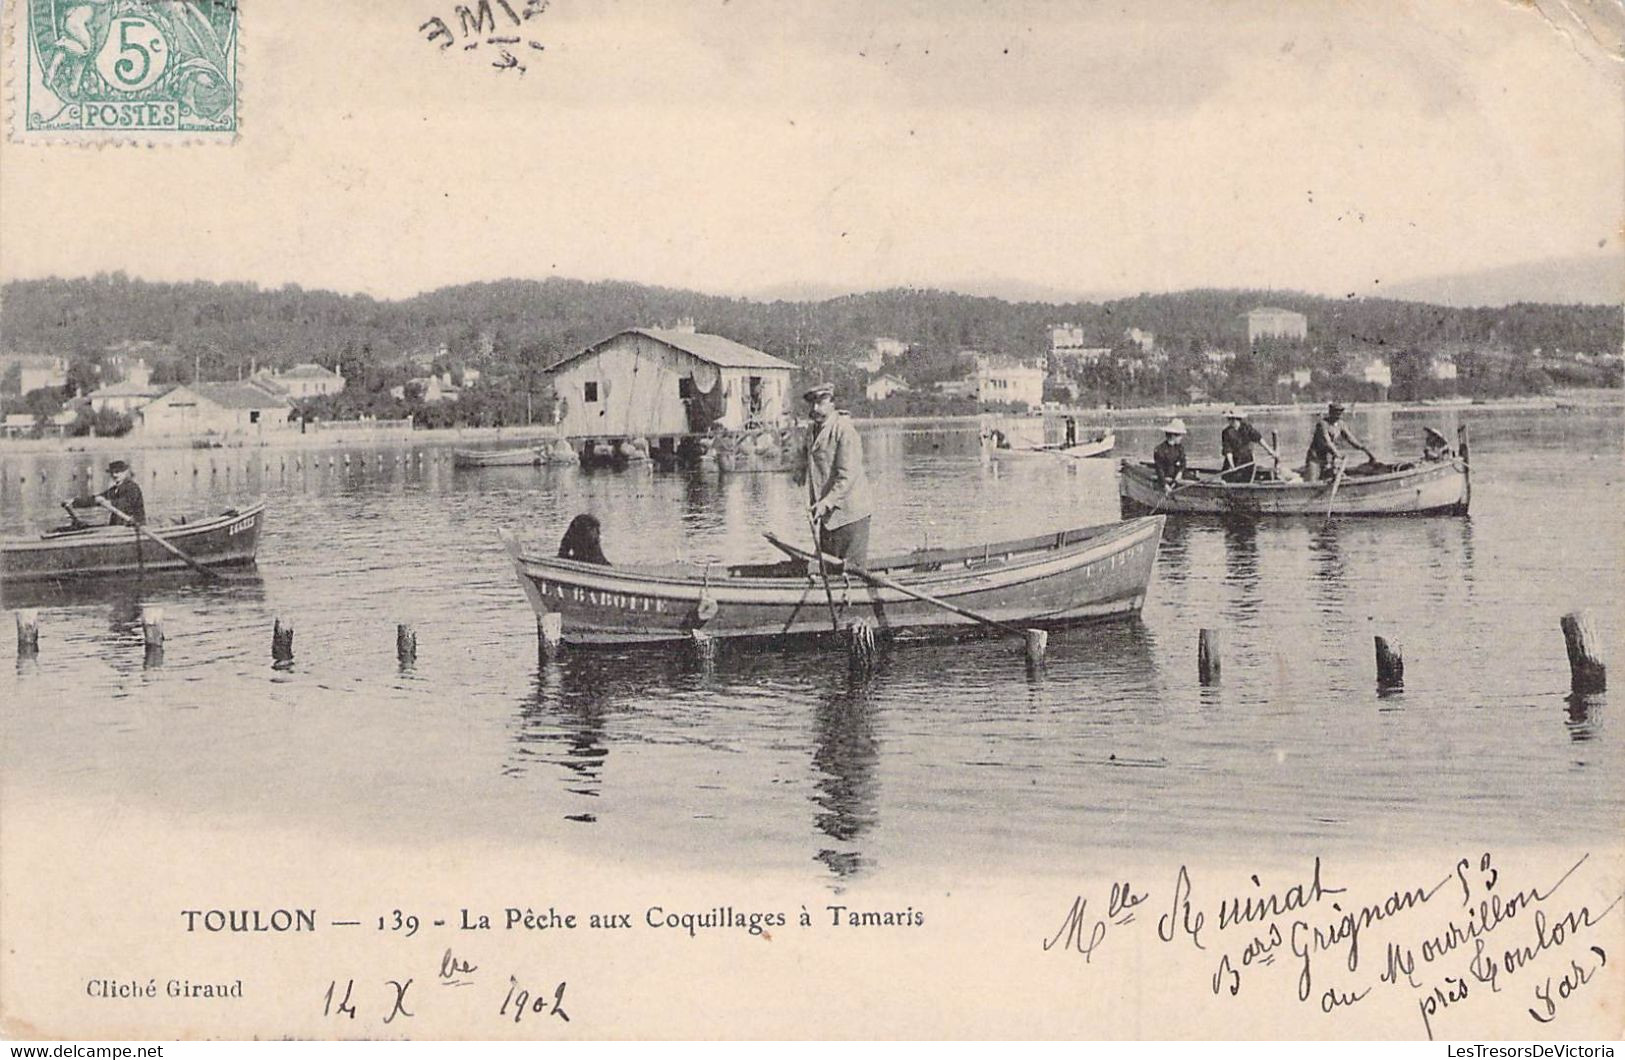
[[65, 460, 146, 527], [1220, 408, 1278, 482], [1153, 418, 1189, 495]]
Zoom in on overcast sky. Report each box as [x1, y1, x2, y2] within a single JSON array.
[[2, 0, 1620, 301]]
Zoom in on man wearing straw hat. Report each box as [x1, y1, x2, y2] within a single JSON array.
[[1220, 407, 1278, 483], [66, 460, 146, 526], [797, 382, 873, 568], [1153, 418, 1189, 493]]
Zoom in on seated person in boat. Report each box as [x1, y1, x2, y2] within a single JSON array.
[[66, 460, 146, 526], [1220, 408, 1278, 482], [1304, 402, 1373, 481], [796, 382, 873, 568], [558, 513, 610, 565], [1153, 418, 1188, 492], [981, 427, 1010, 450], [1421, 426, 1454, 462]]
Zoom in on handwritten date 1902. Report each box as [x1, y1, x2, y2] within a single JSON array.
[[501, 975, 569, 1024]]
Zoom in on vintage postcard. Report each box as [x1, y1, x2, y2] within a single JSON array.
[[1, 0, 1622, 1042]]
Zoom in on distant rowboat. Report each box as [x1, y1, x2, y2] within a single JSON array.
[[0, 502, 266, 585], [500, 515, 1164, 646], [1118, 431, 1470, 517], [453, 447, 544, 468], [985, 430, 1116, 461]]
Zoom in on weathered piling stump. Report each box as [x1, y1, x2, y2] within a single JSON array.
[[16, 610, 40, 657], [1025, 628, 1049, 672], [1560, 611, 1606, 695], [1374, 635, 1404, 691], [397, 623, 417, 668], [272, 617, 295, 668], [142, 606, 165, 666], [537, 612, 563, 658], [1198, 628, 1221, 685], [847, 620, 877, 675], [690, 628, 717, 666]]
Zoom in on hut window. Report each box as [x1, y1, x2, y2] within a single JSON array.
[[584, 381, 599, 403]]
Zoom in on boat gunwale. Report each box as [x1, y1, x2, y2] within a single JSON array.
[[1117, 457, 1466, 493], [510, 515, 1163, 593]]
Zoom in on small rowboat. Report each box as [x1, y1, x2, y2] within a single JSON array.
[[1118, 441, 1470, 517], [453, 446, 546, 468], [0, 502, 267, 584], [501, 515, 1164, 646], [986, 431, 1116, 461]]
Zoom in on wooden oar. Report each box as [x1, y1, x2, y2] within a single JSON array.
[[764, 532, 1040, 645], [95, 497, 219, 580], [1323, 463, 1346, 523]]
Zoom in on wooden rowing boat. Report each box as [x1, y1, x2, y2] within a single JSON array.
[[0, 502, 267, 584], [501, 515, 1164, 646], [453, 446, 546, 468], [986, 430, 1116, 461], [1118, 446, 1470, 517]]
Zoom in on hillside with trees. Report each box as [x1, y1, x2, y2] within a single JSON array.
[[1, 273, 1618, 424]]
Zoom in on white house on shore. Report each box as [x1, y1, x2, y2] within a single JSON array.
[[865, 374, 910, 402], [1242, 307, 1308, 344], [544, 326, 798, 439], [137, 381, 294, 435], [256, 363, 346, 398], [974, 355, 1046, 409]]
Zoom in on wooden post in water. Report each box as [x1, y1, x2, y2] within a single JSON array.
[[1025, 628, 1049, 671], [690, 628, 716, 665], [1560, 611, 1606, 694], [16, 610, 39, 658], [142, 606, 165, 666], [1198, 628, 1221, 685], [537, 612, 563, 657], [397, 623, 417, 668], [1374, 635, 1404, 691], [272, 617, 295, 667]]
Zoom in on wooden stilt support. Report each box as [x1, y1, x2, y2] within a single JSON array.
[[1374, 635, 1404, 691], [396, 623, 417, 668], [1198, 628, 1221, 685], [690, 628, 716, 665], [1561, 611, 1606, 694], [142, 606, 165, 666], [538, 612, 563, 657], [16, 610, 39, 658], [272, 617, 295, 668]]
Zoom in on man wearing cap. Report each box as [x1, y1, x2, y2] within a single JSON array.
[[1153, 418, 1188, 493], [1220, 408, 1278, 482], [68, 460, 146, 526], [1421, 426, 1454, 463], [796, 383, 872, 568], [1305, 402, 1372, 481]]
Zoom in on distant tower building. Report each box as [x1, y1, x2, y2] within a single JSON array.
[[1242, 307, 1308, 344]]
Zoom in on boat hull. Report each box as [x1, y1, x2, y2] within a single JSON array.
[[990, 432, 1116, 461], [453, 447, 543, 467], [0, 502, 267, 583], [504, 515, 1164, 646], [1118, 459, 1470, 517]]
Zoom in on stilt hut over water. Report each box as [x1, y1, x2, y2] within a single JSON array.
[[543, 326, 799, 460]]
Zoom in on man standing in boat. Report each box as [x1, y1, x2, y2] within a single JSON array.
[[797, 382, 872, 569], [68, 460, 146, 526], [1153, 418, 1188, 493], [1305, 402, 1373, 481], [1220, 408, 1279, 482]]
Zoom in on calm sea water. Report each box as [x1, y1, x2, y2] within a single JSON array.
[[2, 406, 1620, 883]]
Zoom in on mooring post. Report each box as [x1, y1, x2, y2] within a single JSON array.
[[142, 606, 165, 666], [1198, 628, 1221, 685], [397, 623, 417, 668], [1560, 611, 1606, 695], [690, 628, 717, 666], [1374, 635, 1404, 691], [16, 610, 40, 658], [1025, 628, 1049, 671], [538, 612, 563, 657], [272, 617, 295, 667]]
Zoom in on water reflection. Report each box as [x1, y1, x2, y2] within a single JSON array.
[[1566, 694, 1603, 744], [1220, 519, 1261, 622], [809, 672, 880, 879]]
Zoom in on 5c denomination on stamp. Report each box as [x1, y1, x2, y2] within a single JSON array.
[[12, 0, 238, 143]]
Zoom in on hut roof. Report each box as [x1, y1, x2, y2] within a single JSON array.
[[545, 328, 797, 374]]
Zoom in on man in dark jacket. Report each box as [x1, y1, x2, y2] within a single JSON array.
[[69, 460, 146, 526], [1220, 408, 1279, 482]]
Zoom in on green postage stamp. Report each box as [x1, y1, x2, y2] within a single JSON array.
[[13, 0, 238, 142]]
